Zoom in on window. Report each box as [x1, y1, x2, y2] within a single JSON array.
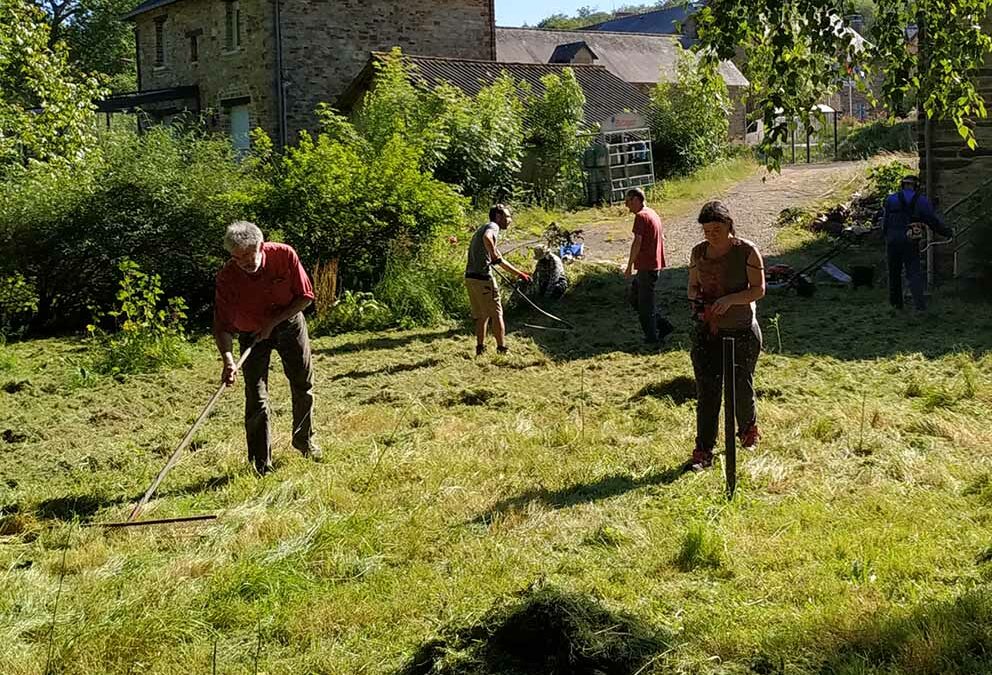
[[225, 1, 241, 51], [189, 33, 199, 63], [228, 105, 250, 154], [154, 17, 166, 66]]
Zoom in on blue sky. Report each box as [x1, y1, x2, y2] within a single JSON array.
[[496, 1, 618, 27]]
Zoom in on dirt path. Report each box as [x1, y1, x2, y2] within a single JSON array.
[[581, 161, 870, 267]]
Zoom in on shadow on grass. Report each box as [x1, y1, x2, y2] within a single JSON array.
[[749, 587, 992, 674], [314, 327, 463, 356], [396, 584, 671, 675], [329, 357, 443, 382], [518, 240, 991, 362], [631, 375, 696, 404], [471, 465, 688, 526]]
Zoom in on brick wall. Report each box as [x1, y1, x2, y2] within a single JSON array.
[[279, 0, 495, 140], [134, 0, 279, 142]]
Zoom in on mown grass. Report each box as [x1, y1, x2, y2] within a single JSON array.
[[3, 192, 992, 674], [502, 156, 760, 241]]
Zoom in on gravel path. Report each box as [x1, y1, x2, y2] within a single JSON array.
[[581, 161, 870, 267]]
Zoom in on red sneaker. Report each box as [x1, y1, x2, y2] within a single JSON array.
[[738, 423, 761, 449], [689, 447, 714, 471]]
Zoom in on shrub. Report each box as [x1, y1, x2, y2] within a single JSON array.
[[374, 241, 469, 329], [838, 117, 917, 160], [0, 126, 259, 332], [87, 260, 192, 376], [866, 159, 914, 200], [527, 69, 592, 209], [0, 273, 37, 333], [434, 75, 526, 203], [256, 111, 467, 291], [313, 291, 391, 335], [0, 334, 15, 373], [648, 49, 731, 178]]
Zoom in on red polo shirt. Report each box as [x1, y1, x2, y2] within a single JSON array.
[[632, 206, 666, 271], [214, 242, 315, 334]]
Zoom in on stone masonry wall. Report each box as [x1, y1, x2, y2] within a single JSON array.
[[134, 0, 279, 141], [921, 16, 992, 280], [279, 0, 495, 140]]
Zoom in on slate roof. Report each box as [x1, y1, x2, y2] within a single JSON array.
[[583, 3, 704, 34], [496, 27, 748, 88], [338, 53, 651, 126]]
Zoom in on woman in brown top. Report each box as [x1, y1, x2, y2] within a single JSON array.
[[687, 201, 766, 470]]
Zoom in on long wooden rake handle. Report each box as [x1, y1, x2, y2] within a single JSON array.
[[128, 345, 254, 522]]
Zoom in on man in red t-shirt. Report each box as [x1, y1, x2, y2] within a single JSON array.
[[214, 221, 319, 475], [623, 188, 672, 344]]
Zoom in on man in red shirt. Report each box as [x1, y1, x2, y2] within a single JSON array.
[[623, 188, 672, 344], [214, 221, 320, 475]]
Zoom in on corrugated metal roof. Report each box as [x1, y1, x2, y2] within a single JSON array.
[[496, 26, 748, 88], [347, 53, 650, 126], [122, 0, 185, 20]]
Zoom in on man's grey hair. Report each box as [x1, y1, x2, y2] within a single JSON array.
[[625, 187, 646, 203], [223, 221, 263, 252]]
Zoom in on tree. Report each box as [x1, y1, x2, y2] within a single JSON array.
[[528, 68, 592, 208], [0, 0, 103, 169], [32, 0, 140, 91], [649, 49, 731, 177], [536, 3, 663, 29], [695, 0, 992, 167]]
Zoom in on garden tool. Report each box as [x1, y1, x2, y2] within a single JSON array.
[[126, 342, 255, 522]]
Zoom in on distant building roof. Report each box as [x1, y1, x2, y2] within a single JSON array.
[[496, 26, 748, 88], [338, 53, 651, 126], [549, 41, 599, 63], [122, 0, 185, 20], [583, 2, 705, 34]]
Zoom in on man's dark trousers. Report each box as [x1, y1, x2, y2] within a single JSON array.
[[238, 313, 314, 472], [629, 269, 667, 342], [887, 240, 925, 310]]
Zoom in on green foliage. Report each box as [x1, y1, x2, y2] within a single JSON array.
[[0, 273, 38, 332], [0, 334, 15, 373], [374, 244, 469, 329], [58, 0, 142, 92], [87, 260, 192, 375], [696, 0, 992, 167], [866, 159, 914, 200], [673, 521, 727, 572], [314, 290, 391, 334], [648, 49, 731, 177], [838, 117, 917, 159], [527, 68, 592, 209], [0, 126, 258, 331], [0, 0, 104, 169], [433, 75, 526, 203], [256, 112, 467, 291]]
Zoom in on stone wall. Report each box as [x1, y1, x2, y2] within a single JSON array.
[[280, 0, 496, 140], [134, 0, 279, 141], [921, 18, 992, 280]]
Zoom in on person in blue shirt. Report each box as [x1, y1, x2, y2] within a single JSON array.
[[880, 175, 952, 310]]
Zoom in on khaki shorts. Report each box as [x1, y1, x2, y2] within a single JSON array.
[[465, 278, 502, 320]]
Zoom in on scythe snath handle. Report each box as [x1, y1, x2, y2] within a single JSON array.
[[127, 343, 255, 522]]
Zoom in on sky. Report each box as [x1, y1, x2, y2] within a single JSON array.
[[496, 1, 620, 27]]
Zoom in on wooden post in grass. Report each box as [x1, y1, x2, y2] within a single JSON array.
[[723, 337, 737, 499]]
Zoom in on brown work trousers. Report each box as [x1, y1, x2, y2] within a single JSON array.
[[238, 313, 314, 473]]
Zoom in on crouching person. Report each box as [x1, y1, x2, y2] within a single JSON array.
[[532, 244, 568, 300], [687, 201, 765, 471], [213, 221, 321, 475]]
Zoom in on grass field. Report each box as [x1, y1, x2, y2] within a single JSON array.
[[3, 190, 992, 674]]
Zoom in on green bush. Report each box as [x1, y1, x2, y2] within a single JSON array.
[[527, 68, 592, 209], [374, 240, 469, 329], [87, 260, 192, 376], [257, 109, 467, 292], [313, 291, 391, 334], [648, 50, 731, 178], [0, 126, 259, 332], [0, 334, 15, 373], [838, 117, 917, 160], [866, 159, 914, 200]]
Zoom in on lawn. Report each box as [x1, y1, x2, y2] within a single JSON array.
[[2, 199, 992, 674]]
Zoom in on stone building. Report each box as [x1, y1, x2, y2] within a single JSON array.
[[495, 27, 750, 139], [108, 0, 496, 148]]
